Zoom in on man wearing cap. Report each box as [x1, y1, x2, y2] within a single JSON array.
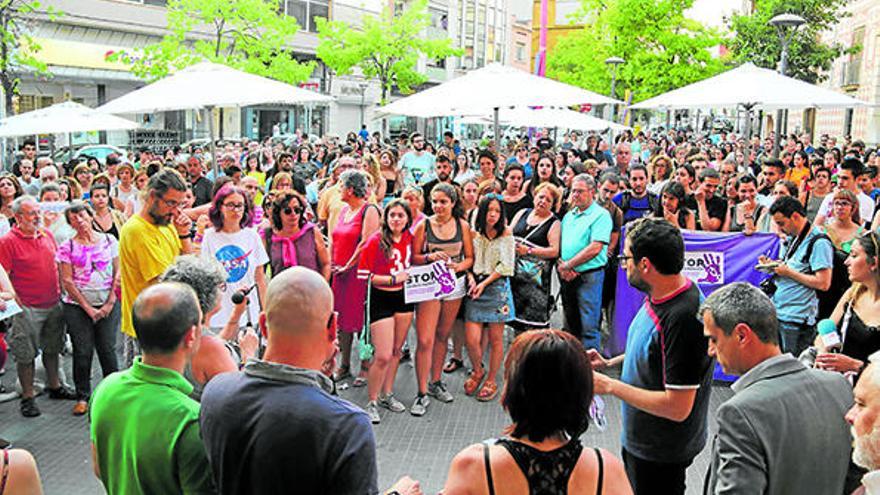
[[187, 157, 213, 206]]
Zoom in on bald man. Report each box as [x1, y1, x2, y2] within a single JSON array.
[[199, 267, 420, 495]]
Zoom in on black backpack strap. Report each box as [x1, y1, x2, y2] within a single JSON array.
[[800, 233, 833, 273]]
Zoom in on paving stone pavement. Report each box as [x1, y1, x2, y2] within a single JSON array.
[[0, 342, 732, 495]]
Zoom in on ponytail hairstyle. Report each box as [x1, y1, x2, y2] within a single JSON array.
[[380, 199, 413, 258], [430, 182, 463, 219]]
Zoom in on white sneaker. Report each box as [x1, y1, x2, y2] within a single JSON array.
[[410, 395, 430, 417], [365, 401, 381, 424], [428, 381, 454, 403], [378, 393, 406, 413]]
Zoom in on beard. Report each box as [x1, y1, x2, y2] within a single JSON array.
[[853, 425, 880, 471], [148, 203, 172, 226], [438, 172, 450, 182], [627, 269, 651, 294]]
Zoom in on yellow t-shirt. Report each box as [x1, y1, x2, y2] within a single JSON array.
[[785, 166, 811, 187], [119, 215, 182, 337]]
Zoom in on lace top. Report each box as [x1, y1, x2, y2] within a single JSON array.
[[493, 438, 587, 494]]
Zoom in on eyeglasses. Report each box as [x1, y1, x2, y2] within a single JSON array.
[[617, 255, 633, 263], [223, 203, 245, 211], [158, 196, 182, 209], [283, 206, 304, 215]]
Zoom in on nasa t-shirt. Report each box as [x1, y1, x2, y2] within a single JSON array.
[[200, 227, 269, 328]]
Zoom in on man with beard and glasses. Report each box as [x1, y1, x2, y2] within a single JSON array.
[[119, 169, 194, 367], [400, 132, 435, 186], [848, 353, 880, 495], [701, 283, 851, 495], [421, 155, 455, 215], [588, 218, 713, 495]]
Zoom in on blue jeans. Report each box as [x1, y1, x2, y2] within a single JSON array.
[[778, 320, 816, 358], [560, 269, 605, 350]]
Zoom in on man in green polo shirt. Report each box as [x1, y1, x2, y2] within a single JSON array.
[[558, 173, 612, 351], [90, 282, 215, 495]]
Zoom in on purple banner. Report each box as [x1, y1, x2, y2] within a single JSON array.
[[611, 231, 782, 380]]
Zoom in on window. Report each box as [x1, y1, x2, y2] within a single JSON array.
[[283, 0, 329, 32], [845, 26, 865, 86], [17, 95, 54, 114], [515, 42, 525, 62]]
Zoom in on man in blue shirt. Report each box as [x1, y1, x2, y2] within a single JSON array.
[[589, 218, 713, 495], [559, 174, 612, 350], [612, 165, 658, 225], [399, 132, 435, 186], [758, 196, 833, 356]]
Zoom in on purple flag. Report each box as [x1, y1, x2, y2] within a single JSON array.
[[611, 231, 782, 380]]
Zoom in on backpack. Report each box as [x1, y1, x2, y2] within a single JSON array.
[[619, 191, 659, 217], [801, 233, 848, 320]]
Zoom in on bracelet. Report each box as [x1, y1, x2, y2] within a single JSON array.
[[527, 246, 534, 255], [390, 273, 396, 286], [179, 233, 193, 240]]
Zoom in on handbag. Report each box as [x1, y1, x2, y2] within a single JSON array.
[[513, 212, 553, 284]]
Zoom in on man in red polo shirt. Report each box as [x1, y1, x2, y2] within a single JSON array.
[[0, 195, 76, 417]]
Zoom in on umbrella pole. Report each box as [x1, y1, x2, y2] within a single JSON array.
[[207, 106, 218, 179], [493, 107, 500, 154]]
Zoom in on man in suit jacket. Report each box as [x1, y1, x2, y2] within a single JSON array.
[[701, 282, 853, 495]]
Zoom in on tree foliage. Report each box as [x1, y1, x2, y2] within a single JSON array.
[[107, 0, 314, 84], [0, 0, 61, 115], [547, 0, 725, 103], [315, 0, 461, 105], [727, 0, 853, 84]]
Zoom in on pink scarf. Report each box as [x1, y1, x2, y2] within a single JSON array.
[[272, 222, 314, 267]]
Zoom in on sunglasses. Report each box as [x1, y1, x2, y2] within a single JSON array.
[[283, 206, 304, 215]]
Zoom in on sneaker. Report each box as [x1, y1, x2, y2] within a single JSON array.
[[20, 397, 40, 418], [365, 401, 381, 424], [428, 381, 454, 403], [47, 386, 77, 401], [399, 346, 411, 363], [410, 395, 429, 417], [378, 393, 406, 413]]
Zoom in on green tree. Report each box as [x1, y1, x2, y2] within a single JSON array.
[[107, 0, 314, 84], [547, 0, 725, 103], [315, 0, 461, 105], [728, 0, 852, 84], [0, 0, 61, 116]]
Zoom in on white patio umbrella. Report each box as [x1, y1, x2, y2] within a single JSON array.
[[0, 101, 139, 137], [99, 62, 333, 176], [377, 63, 622, 145], [629, 63, 868, 137], [484, 107, 631, 132]]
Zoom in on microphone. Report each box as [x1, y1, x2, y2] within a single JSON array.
[[816, 319, 841, 352], [231, 284, 257, 305]]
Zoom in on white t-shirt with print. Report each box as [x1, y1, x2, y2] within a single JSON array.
[[200, 227, 269, 328]]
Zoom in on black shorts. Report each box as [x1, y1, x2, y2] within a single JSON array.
[[369, 287, 415, 323]]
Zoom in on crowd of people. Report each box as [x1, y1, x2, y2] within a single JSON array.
[[0, 126, 878, 494]]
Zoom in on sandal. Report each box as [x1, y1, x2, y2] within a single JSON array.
[[476, 381, 498, 402], [443, 358, 464, 374], [464, 370, 485, 396], [352, 369, 368, 387]]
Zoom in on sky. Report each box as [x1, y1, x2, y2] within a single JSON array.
[[511, 0, 745, 28]]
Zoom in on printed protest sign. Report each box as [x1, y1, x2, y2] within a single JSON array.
[[404, 261, 457, 304]]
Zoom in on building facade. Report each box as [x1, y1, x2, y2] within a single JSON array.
[[811, 0, 880, 146], [530, 0, 582, 73], [509, 17, 531, 72]]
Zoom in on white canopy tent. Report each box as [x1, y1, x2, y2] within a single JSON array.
[[99, 62, 333, 175], [0, 101, 139, 137], [460, 107, 630, 133], [377, 63, 622, 144], [629, 63, 868, 138]]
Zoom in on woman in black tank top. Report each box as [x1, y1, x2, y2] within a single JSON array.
[[442, 330, 633, 494], [410, 183, 474, 416]]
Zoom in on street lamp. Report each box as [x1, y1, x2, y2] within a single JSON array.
[[605, 56, 625, 125], [358, 82, 368, 129], [769, 13, 806, 158]]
